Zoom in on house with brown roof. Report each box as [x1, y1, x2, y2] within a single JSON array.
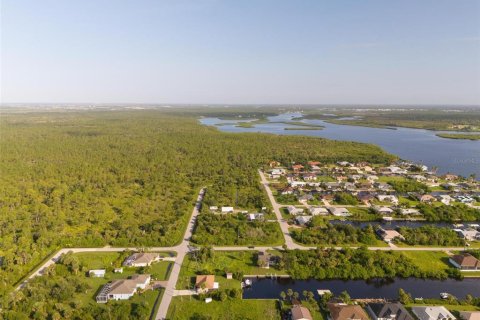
[[195, 275, 219, 293], [328, 303, 369, 320], [123, 252, 160, 267], [449, 253, 480, 270], [292, 164, 304, 173], [292, 305, 313, 320], [417, 194, 435, 203]]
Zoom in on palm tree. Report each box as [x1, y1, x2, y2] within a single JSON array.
[[287, 288, 293, 301]]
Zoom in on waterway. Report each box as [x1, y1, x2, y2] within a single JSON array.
[[328, 220, 479, 229], [200, 113, 480, 178], [242, 277, 480, 299]]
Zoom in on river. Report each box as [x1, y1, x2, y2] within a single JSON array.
[[328, 220, 478, 229], [242, 277, 480, 300], [200, 113, 480, 178]]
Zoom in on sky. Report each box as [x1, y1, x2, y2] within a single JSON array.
[[1, 0, 480, 105]]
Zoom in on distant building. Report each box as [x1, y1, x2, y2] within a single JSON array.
[[328, 303, 369, 320], [96, 274, 151, 303], [329, 207, 350, 217], [195, 275, 219, 293], [376, 195, 399, 204], [291, 305, 313, 320], [411, 306, 455, 320], [296, 215, 313, 226], [287, 205, 304, 215], [377, 228, 404, 243], [366, 302, 413, 320], [459, 311, 480, 320], [221, 206, 234, 213], [309, 207, 329, 216], [89, 269, 106, 278], [123, 252, 160, 267], [449, 253, 480, 271]]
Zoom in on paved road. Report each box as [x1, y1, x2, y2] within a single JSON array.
[[258, 169, 304, 249], [211, 245, 467, 252], [14, 179, 471, 318], [154, 187, 205, 320]]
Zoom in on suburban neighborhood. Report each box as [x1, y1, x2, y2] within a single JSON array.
[[11, 162, 480, 320]]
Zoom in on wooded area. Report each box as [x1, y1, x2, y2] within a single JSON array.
[[0, 110, 394, 297]]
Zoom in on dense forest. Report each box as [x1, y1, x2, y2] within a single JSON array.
[[0, 110, 395, 296], [290, 224, 379, 245], [397, 226, 465, 246], [418, 204, 480, 222]]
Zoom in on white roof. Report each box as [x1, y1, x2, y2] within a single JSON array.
[[296, 215, 313, 224], [89, 269, 106, 274]]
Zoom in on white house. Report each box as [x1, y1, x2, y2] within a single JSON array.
[[400, 208, 420, 215], [221, 206, 234, 213], [296, 215, 313, 225], [376, 206, 394, 215], [309, 207, 329, 216], [248, 213, 264, 221], [89, 269, 106, 278], [287, 205, 304, 215], [329, 207, 351, 217], [376, 195, 399, 205], [454, 229, 480, 241], [411, 306, 455, 320], [96, 274, 151, 303], [123, 252, 160, 267], [438, 195, 453, 205], [209, 206, 218, 211]]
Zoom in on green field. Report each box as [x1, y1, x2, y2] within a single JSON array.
[[400, 251, 451, 273], [167, 297, 281, 320]]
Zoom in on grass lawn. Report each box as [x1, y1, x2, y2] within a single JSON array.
[[400, 251, 451, 273], [167, 297, 280, 320], [147, 261, 173, 280], [177, 251, 287, 290], [348, 207, 381, 221], [66, 252, 173, 308], [399, 196, 420, 207]]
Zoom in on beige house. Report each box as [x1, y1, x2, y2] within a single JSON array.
[[123, 252, 160, 267], [96, 274, 151, 303]]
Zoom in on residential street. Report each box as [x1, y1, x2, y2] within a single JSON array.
[[258, 169, 304, 249], [14, 178, 471, 319], [155, 187, 205, 320]]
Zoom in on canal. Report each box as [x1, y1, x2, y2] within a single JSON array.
[[242, 277, 480, 300]]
